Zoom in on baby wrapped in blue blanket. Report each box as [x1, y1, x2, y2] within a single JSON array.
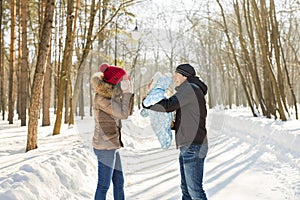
[[140, 75, 173, 149]]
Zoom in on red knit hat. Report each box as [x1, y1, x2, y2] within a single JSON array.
[[99, 63, 126, 85]]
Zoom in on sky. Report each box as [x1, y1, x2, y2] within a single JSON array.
[[0, 106, 299, 199]]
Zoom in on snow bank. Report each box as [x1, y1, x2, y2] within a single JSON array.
[[0, 123, 97, 200], [208, 108, 300, 155], [0, 147, 95, 200]]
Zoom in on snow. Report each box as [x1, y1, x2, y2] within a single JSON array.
[[0, 107, 299, 200]]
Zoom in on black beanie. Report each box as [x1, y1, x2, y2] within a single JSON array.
[[175, 64, 196, 77]]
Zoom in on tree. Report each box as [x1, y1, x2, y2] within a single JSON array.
[[70, 0, 102, 124], [251, 0, 286, 120], [20, 0, 28, 126], [0, 0, 5, 120], [26, 0, 56, 152], [53, 0, 77, 135], [8, 0, 16, 124], [42, 55, 51, 126], [216, 0, 257, 117]]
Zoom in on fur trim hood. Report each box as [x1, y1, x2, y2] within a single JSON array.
[[91, 72, 121, 99]]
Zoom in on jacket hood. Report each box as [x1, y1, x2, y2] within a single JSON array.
[[187, 76, 208, 95], [91, 72, 120, 98]]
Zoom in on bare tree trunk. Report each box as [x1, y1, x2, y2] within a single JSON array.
[[53, 0, 64, 115], [79, 77, 84, 119], [68, 79, 74, 125], [17, 0, 22, 120], [64, 79, 70, 124], [235, 81, 240, 106], [26, 0, 56, 152], [89, 53, 93, 117], [20, 0, 28, 126], [0, 0, 5, 120], [206, 39, 213, 108], [227, 76, 232, 108], [8, 0, 16, 124], [281, 46, 298, 119], [53, 0, 75, 135], [42, 54, 51, 126], [65, 0, 79, 124], [38, 0, 46, 38]]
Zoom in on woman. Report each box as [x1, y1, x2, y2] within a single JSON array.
[[91, 63, 133, 200]]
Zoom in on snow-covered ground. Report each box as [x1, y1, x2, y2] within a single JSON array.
[[0, 107, 299, 200]]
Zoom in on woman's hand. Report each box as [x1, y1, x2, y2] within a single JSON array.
[[120, 74, 133, 94]]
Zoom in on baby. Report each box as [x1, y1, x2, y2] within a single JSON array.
[[140, 74, 173, 149]]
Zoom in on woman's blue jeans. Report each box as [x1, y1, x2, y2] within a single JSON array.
[[93, 149, 124, 200], [179, 145, 208, 200]]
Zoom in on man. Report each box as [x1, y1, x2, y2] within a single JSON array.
[[143, 63, 208, 200]]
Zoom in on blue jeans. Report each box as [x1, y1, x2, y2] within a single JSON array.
[[179, 145, 208, 200], [93, 149, 124, 200]]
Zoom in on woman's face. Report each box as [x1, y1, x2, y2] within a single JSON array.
[[173, 72, 187, 86]]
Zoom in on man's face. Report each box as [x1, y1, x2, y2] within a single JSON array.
[[173, 72, 187, 86]]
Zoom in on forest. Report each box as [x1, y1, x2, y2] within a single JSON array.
[[0, 0, 299, 152]]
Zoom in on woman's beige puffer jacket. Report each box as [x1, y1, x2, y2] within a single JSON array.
[[91, 73, 133, 150]]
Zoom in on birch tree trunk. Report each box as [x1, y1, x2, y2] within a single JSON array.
[[26, 0, 56, 152]]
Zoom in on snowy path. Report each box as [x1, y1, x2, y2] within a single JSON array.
[[205, 131, 299, 199], [204, 110, 300, 200], [119, 110, 300, 200]]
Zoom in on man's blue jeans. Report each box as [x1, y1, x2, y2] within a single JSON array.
[[93, 149, 124, 200], [179, 145, 208, 200]]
